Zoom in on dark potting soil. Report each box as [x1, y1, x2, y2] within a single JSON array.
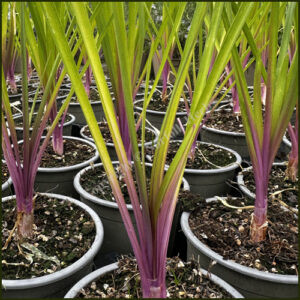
[[27, 88, 70, 102], [242, 165, 298, 209], [77, 256, 232, 298], [204, 108, 245, 133], [2, 194, 96, 279], [71, 87, 101, 103], [188, 196, 298, 275], [2, 163, 10, 183], [146, 141, 236, 169], [135, 91, 188, 113], [38, 138, 96, 168], [80, 163, 186, 205], [82, 122, 156, 144], [80, 164, 152, 204]]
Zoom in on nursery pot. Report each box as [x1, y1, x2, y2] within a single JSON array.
[[237, 161, 288, 200], [202, 108, 291, 161], [64, 87, 113, 126], [13, 113, 75, 141], [28, 88, 71, 112], [201, 124, 249, 160], [73, 162, 189, 260], [134, 99, 188, 137], [181, 203, 298, 299], [35, 136, 99, 197], [80, 124, 159, 161], [64, 261, 244, 298], [8, 84, 37, 101], [164, 141, 242, 197], [2, 193, 104, 299]]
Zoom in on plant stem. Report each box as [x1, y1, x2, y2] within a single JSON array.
[[250, 173, 268, 242]]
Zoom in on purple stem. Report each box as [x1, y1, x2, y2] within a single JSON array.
[[8, 52, 17, 93], [83, 56, 92, 98]]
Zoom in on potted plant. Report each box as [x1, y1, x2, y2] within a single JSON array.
[[181, 2, 298, 298], [146, 140, 242, 197], [73, 161, 189, 259], [44, 1, 255, 297], [21, 3, 101, 196], [64, 256, 244, 298], [1, 3, 104, 297]]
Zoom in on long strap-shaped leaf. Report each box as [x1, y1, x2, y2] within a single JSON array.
[[41, 2, 151, 280]]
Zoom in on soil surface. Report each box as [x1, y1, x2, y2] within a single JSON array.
[[80, 163, 186, 205], [27, 88, 70, 102], [38, 138, 96, 168], [71, 88, 101, 103], [2, 163, 10, 183], [146, 141, 236, 169], [80, 164, 152, 204], [2, 194, 96, 279], [82, 122, 156, 144], [77, 256, 232, 298], [204, 108, 245, 133], [242, 164, 298, 209], [135, 90, 188, 113], [188, 196, 298, 275]]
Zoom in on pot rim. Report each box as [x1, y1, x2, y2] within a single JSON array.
[[15, 136, 98, 172], [237, 161, 288, 200], [2, 192, 104, 289], [2, 177, 12, 191], [37, 136, 99, 172], [164, 140, 242, 174], [64, 261, 244, 298], [26, 88, 72, 102], [64, 262, 118, 298], [181, 207, 298, 284], [202, 124, 246, 137], [283, 135, 292, 148], [13, 112, 76, 131], [79, 123, 159, 147], [73, 161, 190, 210]]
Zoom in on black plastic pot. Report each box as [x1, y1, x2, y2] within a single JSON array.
[[73, 162, 190, 260], [134, 99, 188, 138], [1, 193, 104, 298], [151, 140, 242, 197], [80, 123, 159, 161], [236, 161, 290, 201], [28, 88, 71, 111], [181, 200, 298, 299], [13, 113, 76, 141], [64, 86, 113, 126], [35, 136, 99, 197]]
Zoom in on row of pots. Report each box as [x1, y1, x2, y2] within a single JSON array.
[[3, 159, 297, 299], [4, 81, 297, 298], [8, 81, 294, 161]]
